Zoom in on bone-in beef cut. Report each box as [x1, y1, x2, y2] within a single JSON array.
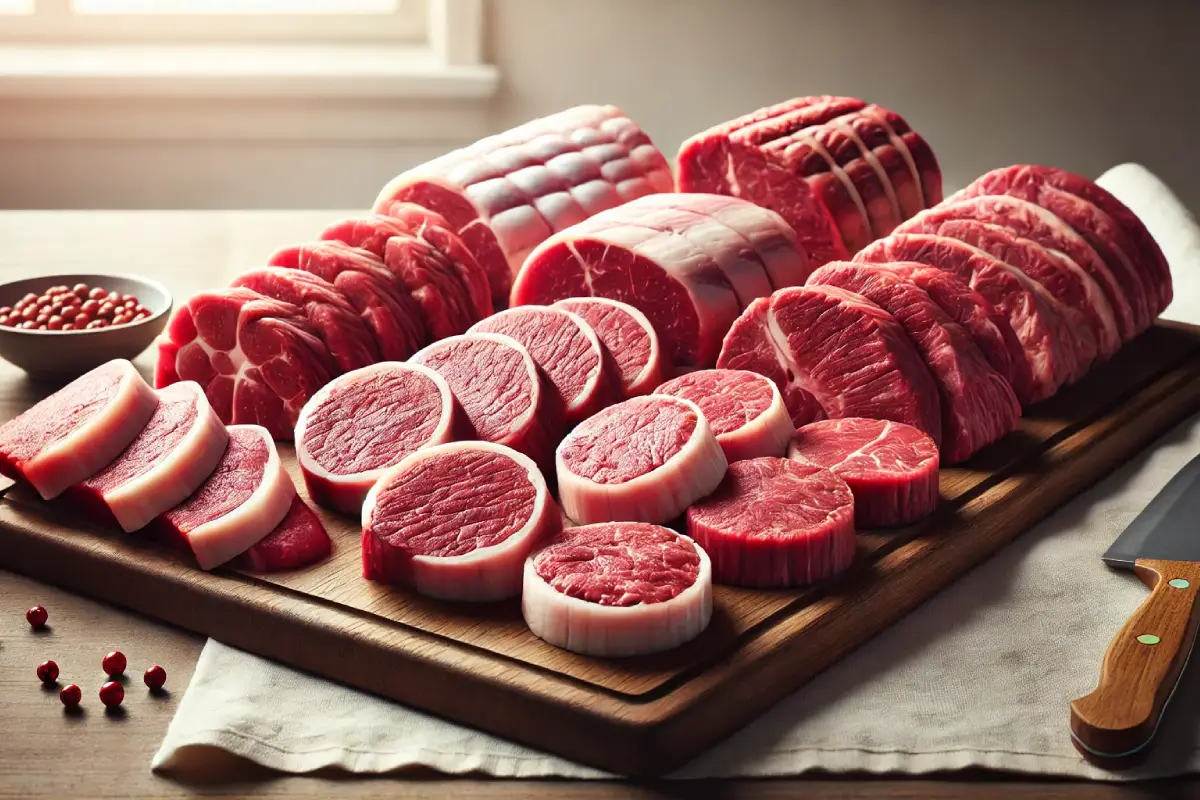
[[551, 297, 667, 397], [676, 96, 942, 266], [632, 194, 812, 290], [384, 232, 492, 340], [155, 424, 296, 570], [268, 240, 426, 361], [469, 306, 620, 423], [295, 362, 457, 514], [0, 359, 159, 500], [231, 495, 331, 573], [156, 288, 337, 439], [410, 333, 562, 471], [522, 521, 712, 657], [686, 457, 856, 587], [716, 285, 942, 442], [895, 196, 1143, 340], [856, 235, 1081, 403], [655, 369, 795, 463], [954, 164, 1170, 317], [789, 417, 940, 527], [63, 381, 229, 533], [556, 394, 727, 525], [806, 262, 1020, 463], [513, 193, 803, 367], [230, 267, 379, 373], [865, 262, 1032, 405], [919, 219, 1117, 361], [363, 441, 560, 601], [373, 105, 674, 309]]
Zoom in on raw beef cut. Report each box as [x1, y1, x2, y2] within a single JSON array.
[[156, 288, 337, 439], [469, 306, 619, 423], [511, 200, 742, 368], [373, 105, 674, 309], [323, 205, 494, 325], [856, 235, 1080, 403], [789, 417, 940, 527], [763, 127, 875, 254], [0, 359, 158, 500], [64, 381, 228, 533], [655, 369, 795, 462], [155, 424, 295, 570], [632, 193, 811, 289], [231, 495, 332, 572], [522, 521, 712, 657], [551, 297, 666, 397], [865, 261, 1032, 405], [716, 285, 942, 442], [581, 199, 775, 308], [676, 96, 942, 266], [295, 362, 458, 514], [686, 457, 856, 587], [797, 116, 903, 238], [362, 441, 559, 601], [920, 219, 1117, 359], [895, 196, 1142, 340], [384, 232, 492, 339], [556, 394, 727, 525], [268, 240, 425, 361], [955, 164, 1170, 316], [410, 333, 562, 471], [230, 267, 379, 373], [677, 97, 866, 265], [806, 262, 1020, 463]]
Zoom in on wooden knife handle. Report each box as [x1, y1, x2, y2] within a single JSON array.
[[1070, 559, 1200, 765]]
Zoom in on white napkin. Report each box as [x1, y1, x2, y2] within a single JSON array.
[[153, 163, 1200, 780]]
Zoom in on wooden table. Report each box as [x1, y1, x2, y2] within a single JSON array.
[[0, 211, 1191, 799]]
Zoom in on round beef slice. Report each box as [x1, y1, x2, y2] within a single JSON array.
[[552, 296, 668, 397], [556, 394, 727, 525], [363, 441, 560, 601], [686, 457, 856, 587], [410, 333, 562, 472], [789, 417, 940, 527], [469, 306, 620, 423], [522, 521, 712, 657], [655, 369, 795, 462], [295, 362, 459, 514]]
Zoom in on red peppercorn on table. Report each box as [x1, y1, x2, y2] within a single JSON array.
[[0, 210, 1195, 798]]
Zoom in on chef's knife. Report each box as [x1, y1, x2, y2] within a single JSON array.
[[1070, 452, 1200, 766]]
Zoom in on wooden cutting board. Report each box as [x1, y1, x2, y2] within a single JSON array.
[[4, 320, 1200, 777]]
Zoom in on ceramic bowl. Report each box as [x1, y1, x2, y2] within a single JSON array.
[[0, 273, 172, 380]]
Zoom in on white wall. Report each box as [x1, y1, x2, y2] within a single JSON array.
[[1, 0, 1197, 211]]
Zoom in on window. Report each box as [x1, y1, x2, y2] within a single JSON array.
[[0, 0, 429, 42], [0, 0, 497, 104]]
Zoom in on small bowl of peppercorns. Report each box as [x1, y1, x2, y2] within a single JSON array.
[[0, 273, 171, 379]]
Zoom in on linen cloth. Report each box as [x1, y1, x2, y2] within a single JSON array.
[[153, 163, 1200, 780]]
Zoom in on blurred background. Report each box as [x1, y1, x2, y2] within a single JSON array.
[[0, 0, 1196, 211]]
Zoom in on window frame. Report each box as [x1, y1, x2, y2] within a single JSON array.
[[0, 0, 430, 43]]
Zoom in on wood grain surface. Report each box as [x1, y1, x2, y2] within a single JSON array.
[[0, 211, 1196, 797]]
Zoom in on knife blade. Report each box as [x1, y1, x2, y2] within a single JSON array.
[[1070, 452, 1200, 766]]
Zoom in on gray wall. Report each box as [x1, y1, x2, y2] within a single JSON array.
[[2, 0, 1198, 210]]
